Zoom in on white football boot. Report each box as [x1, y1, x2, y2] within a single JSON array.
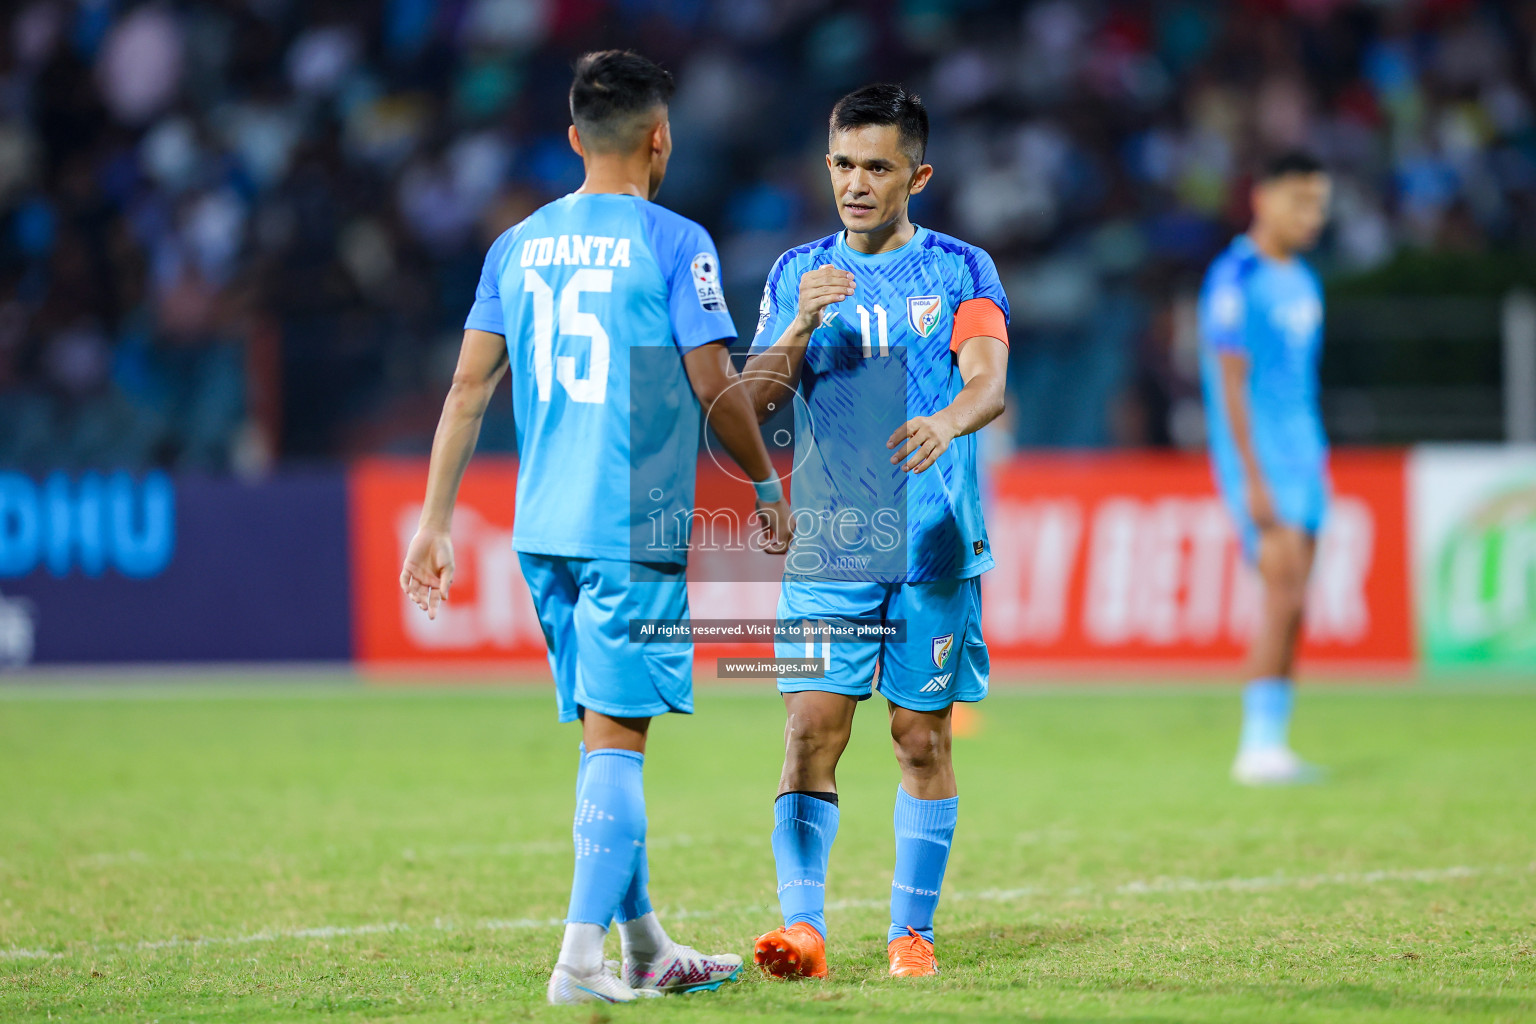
[[547, 962, 661, 1005], [1232, 746, 1325, 786], [622, 943, 743, 994]]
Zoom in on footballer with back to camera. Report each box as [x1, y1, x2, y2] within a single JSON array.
[[1199, 151, 1332, 787], [741, 84, 1010, 979], [398, 50, 791, 1005]]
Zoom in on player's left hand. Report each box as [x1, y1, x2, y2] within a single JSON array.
[[887, 414, 957, 474], [400, 527, 455, 620]]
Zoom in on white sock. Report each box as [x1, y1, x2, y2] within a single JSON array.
[[618, 911, 670, 962], [557, 922, 607, 973]]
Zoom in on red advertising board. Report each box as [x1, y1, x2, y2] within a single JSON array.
[[350, 457, 541, 665], [347, 457, 781, 667], [348, 451, 1413, 673], [982, 449, 1412, 671]]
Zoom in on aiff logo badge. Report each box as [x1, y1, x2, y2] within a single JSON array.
[[931, 633, 954, 669], [907, 295, 942, 337]]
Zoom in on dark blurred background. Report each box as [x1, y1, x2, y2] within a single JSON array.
[[2, 0, 1535, 476]]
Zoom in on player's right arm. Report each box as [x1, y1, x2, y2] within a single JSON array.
[[401, 327, 509, 619], [1206, 263, 1276, 531], [741, 263, 854, 422], [402, 225, 520, 619], [682, 344, 790, 554], [654, 214, 792, 553], [1218, 352, 1276, 531]]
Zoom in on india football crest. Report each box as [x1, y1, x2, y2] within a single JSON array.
[[907, 295, 943, 337], [931, 633, 954, 669], [1273, 295, 1322, 349]]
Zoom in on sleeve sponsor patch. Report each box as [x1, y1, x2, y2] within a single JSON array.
[[691, 252, 727, 312], [1210, 283, 1243, 329], [755, 282, 772, 336]]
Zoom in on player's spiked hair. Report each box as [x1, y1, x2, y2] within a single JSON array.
[[569, 50, 675, 153], [829, 83, 929, 166], [1258, 150, 1326, 182]]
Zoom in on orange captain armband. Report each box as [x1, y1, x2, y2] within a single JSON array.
[[949, 298, 1008, 353]]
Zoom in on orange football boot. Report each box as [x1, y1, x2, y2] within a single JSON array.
[[753, 922, 828, 979], [887, 927, 938, 977]]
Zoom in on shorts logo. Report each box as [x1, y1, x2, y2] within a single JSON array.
[[691, 252, 727, 312], [907, 295, 943, 337], [931, 633, 954, 669], [919, 673, 952, 694]]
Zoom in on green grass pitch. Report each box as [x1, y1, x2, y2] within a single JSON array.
[[1, 679, 1533, 1023]]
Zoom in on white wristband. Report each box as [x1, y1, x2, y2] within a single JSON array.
[[752, 474, 784, 503]]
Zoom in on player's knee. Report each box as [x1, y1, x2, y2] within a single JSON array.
[[1270, 568, 1308, 615], [783, 710, 850, 764], [1263, 555, 1309, 613], [890, 721, 950, 776]]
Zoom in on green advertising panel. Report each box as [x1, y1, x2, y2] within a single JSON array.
[[1413, 447, 1536, 669]]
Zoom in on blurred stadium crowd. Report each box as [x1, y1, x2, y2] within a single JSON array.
[[1, 0, 1534, 472]]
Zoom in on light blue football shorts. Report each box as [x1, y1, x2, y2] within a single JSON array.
[[1217, 469, 1330, 562], [774, 575, 989, 712], [518, 553, 692, 723]]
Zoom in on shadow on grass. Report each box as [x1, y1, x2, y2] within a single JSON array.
[[1239, 980, 1536, 1018], [941, 921, 1100, 969]]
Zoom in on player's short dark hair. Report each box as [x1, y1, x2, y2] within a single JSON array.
[[570, 50, 675, 153], [829, 83, 929, 166], [1258, 150, 1327, 182]]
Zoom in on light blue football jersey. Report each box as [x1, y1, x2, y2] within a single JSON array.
[[752, 227, 1009, 583], [1198, 234, 1329, 490], [465, 193, 735, 563]]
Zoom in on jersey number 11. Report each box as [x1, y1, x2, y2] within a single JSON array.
[[856, 304, 890, 358]]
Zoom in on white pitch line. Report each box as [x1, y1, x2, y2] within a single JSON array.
[[65, 834, 706, 870], [0, 862, 1513, 963], [402, 833, 702, 862], [1109, 864, 1485, 895]]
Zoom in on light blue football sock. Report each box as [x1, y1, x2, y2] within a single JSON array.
[[615, 840, 653, 922], [771, 792, 839, 938], [888, 786, 958, 945], [575, 741, 653, 924], [566, 748, 646, 926], [1240, 677, 1294, 752]]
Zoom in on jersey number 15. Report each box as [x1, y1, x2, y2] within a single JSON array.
[[525, 268, 612, 404]]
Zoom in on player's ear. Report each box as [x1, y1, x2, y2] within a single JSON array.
[[908, 162, 933, 197], [568, 125, 585, 160], [1249, 181, 1269, 222], [651, 118, 670, 157]]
